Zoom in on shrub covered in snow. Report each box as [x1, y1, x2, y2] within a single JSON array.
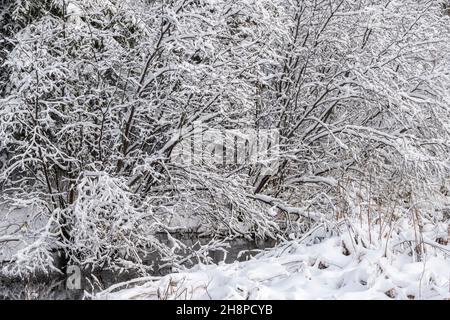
[[0, 0, 449, 285]]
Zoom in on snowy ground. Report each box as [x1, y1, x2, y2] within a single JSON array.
[[2, 203, 449, 300], [96, 222, 450, 300]]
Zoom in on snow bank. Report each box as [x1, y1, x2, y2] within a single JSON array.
[[96, 223, 450, 300]]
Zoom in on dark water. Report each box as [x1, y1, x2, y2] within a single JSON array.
[[0, 236, 277, 300]]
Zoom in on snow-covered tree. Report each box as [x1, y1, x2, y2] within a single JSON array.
[[0, 0, 290, 275], [0, 0, 449, 276]]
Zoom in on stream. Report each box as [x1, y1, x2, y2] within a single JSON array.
[[0, 236, 277, 300]]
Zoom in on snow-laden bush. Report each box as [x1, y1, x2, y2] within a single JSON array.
[[61, 172, 172, 273], [0, 201, 61, 277], [0, 0, 449, 277]]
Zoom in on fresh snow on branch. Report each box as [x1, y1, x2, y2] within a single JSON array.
[[0, 0, 449, 300]]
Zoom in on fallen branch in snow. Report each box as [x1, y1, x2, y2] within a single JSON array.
[[392, 239, 450, 254], [248, 194, 324, 222], [94, 276, 163, 297]]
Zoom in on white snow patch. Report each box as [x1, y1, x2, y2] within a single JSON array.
[[96, 228, 450, 300]]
